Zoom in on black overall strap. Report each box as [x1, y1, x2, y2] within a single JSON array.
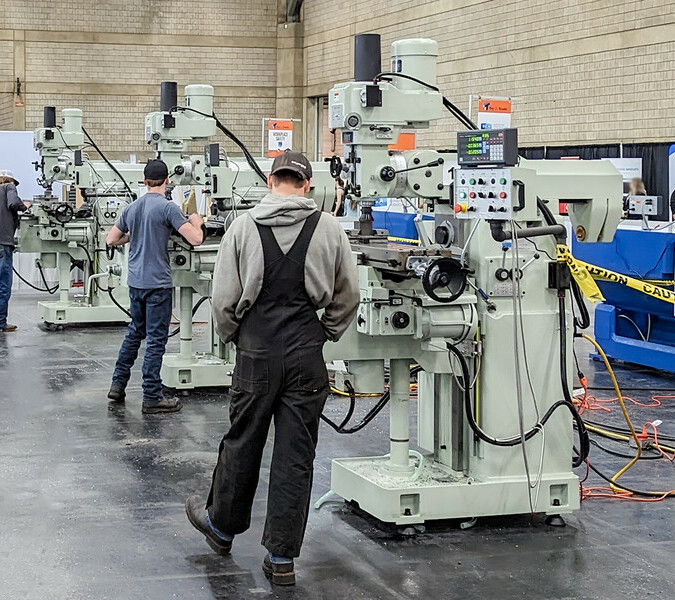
[[254, 211, 321, 265]]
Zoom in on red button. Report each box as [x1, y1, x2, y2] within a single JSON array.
[[454, 204, 463, 213], [469, 192, 476, 199], [499, 192, 507, 199]]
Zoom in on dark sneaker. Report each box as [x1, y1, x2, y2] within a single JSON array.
[[0, 324, 17, 332], [107, 384, 126, 403], [262, 554, 296, 586], [142, 397, 182, 414], [185, 495, 232, 555]]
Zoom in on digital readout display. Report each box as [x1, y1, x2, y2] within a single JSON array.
[[457, 129, 518, 166]]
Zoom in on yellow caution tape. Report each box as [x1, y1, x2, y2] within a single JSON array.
[[557, 244, 675, 305], [556, 245, 605, 303]]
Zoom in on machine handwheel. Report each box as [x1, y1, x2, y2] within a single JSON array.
[[54, 203, 74, 224], [422, 257, 466, 303]]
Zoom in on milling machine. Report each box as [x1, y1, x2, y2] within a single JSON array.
[[142, 82, 337, 390], [317, 35, 622, 525], [19, 106, 144, 327]]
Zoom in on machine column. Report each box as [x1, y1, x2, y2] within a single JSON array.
[[58, 253, 70, 303], [385, 358, 414, 474], [179, 287, 193, 357]]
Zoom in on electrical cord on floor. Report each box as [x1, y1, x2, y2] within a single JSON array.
[[579, 333, 675, 499], [588, 437, 662, 461], [168, 296, 210, 338], [13, 265, 58, 294], [321, 366, 422, 434]]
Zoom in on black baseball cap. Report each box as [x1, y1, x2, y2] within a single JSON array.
[[270, 150, 312, 180], [144, 159, 169, 181]]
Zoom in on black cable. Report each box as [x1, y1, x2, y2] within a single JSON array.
[[171, 107, 267, 184], [446, 303, 588, 467], [81, 126, 135, 199], [168, 296, 210, 338], [108, 288, 131, 318], [585, 460, 675, 498], [321, 366, 423, 434], [37, 261, 59, 294], [12, 266, 58, 294], [571, 278, 591, 330], [373, 72, 478, 130], [588, 437, 662, 461]]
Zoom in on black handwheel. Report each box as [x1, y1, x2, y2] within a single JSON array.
[[54, 203, 74, 224], [329, 155, 343, 178], [422, 257, 466, 303]]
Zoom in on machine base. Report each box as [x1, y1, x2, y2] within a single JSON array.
[[593, 304, 675, 373], [39, 300, 130, 326], [161, 353, 233, 390], [331, 455, 579, 525]]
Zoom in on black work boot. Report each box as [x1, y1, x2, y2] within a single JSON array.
[[142, 397, 182, 414], [107, 384, 126, 403], [185, 496, 232, 555], [262, 554, 296, 586]]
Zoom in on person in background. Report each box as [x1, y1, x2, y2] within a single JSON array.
[[628, 178, 647, 196], [0, 170, 30, 333], [331, 176, 345, 216], [106, 159, 204, 414], [185, 150, 359, 586], [669, 188, 675, 221]]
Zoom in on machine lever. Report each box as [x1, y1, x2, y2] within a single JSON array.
[[513, 179, 525, 212]]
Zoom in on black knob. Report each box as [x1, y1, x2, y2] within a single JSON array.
[[174, 165, 185, 175], [478, 178, 485, 185], [488, 192, 495, 198], [53, 166, 60, 173], [152, 132, 161, 141], [391, 311, 410, 329], [51, 229, 59, 237], [425, 170, 432, 178], [435, 226, 450, 245], [413, 157, 420, 165], [413, 183, 420, 191], [488, 205, 495, 212], [498, 207, 507, 212], [495, 268, 509, 281], [175, 255, 187, 266], [478, 192, 485, 198], [380, 166, 396, 182]]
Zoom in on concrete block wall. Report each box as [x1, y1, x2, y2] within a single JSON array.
[[0, 0, 280, 158], [302, 0, 675, 149]]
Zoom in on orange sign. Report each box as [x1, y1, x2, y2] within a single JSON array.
[[268, 120, 293, 157], [478, 99, 511, 114], [388, 131, 416, 151]]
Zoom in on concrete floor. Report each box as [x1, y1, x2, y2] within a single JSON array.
[[1, 291, 675, 599]]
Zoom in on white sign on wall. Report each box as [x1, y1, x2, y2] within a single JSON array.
[[607, 157, 642, 181], [477, 98, 512, 130]]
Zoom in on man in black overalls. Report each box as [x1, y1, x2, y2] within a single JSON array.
[[186, 151, 359, 585]]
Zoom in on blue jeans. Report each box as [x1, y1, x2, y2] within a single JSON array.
[[112, 287, 173, 403], [0, 245, 13, 330]]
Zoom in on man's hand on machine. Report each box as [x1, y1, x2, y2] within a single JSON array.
[[178, 213, 206, 247]]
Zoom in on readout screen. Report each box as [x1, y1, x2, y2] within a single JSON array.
[[457, 130, 504, 165]]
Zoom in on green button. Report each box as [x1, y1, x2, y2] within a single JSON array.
[[459, 192, 466, 199], [469, 178, 476, 185], [499, 177, 507, 185]]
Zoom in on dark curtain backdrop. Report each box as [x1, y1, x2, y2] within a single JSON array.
[[519, 143, 673, 220]]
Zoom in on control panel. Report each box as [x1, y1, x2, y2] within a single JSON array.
[[454, 168, 513, 220], [457, 129, 518, 167], [96, 197, 125, 225], [627, 195, 661, 217]]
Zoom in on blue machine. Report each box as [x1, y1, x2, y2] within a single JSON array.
[[372, 208, 434, 243], [572, 224, 675, 372]]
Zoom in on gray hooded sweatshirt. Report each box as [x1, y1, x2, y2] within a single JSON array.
[[211, 193, 359, 344]]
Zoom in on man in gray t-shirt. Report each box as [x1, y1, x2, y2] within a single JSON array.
[[106, 159, 204, 413]]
